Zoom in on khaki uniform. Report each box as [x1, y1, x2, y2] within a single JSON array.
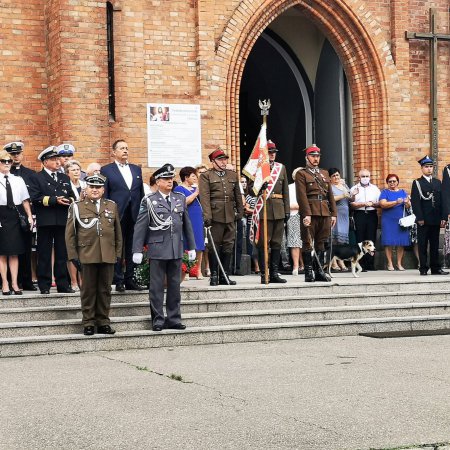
[[65, 199, 123, 327], [256, 164, 290, 249], [199, 169, 244, 253], [295, 167, 337, 251]]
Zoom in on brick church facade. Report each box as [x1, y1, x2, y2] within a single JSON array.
[[1, 0, 450, 185]]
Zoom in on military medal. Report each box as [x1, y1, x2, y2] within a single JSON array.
[[84, 218, 89, 223], [152, 201, 157, 205]]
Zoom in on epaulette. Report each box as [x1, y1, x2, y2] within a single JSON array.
[[172, 191, 184, 197], [104, 198, 116, 204]]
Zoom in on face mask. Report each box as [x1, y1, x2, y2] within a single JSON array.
[[360, 176, 370, 186]]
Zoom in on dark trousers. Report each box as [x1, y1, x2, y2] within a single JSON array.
[[36, 225, 69, 291], [353, 210, 378, 269], [18, 229, 33, 288], [80, 263, 114, 327], [149, 258, 182, 327], [256, 218, 285, 250], [300, 216, 331, 252], [233, 219, 244, 272], [114, 205, 135, 284], [417, 223, 441, 272]]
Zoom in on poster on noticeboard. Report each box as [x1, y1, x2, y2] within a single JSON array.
[[147, 103, 202, 168]]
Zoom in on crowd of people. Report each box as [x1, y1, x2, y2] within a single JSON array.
[[1, 139, 450, 333]]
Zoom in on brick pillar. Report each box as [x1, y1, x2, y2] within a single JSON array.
[[45, 0, 110, 163]]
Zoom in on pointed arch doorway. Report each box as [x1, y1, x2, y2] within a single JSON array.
[[240, 11, 353, 181]]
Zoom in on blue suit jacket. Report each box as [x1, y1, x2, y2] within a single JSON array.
[[101, 162, 145, 222]]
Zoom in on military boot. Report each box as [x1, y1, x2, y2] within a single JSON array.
[[219, 252, 236, 285], [302, 252, 315, 282], [269, 249, 287, 283], [209, 255, 219, 286], [314, 250, 331, 282], [258, 248, 268, 285]]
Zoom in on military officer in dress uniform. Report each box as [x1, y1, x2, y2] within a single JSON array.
[[65, 174, 122, 335], [4, 141, 37, 291], [411, 156, 448, 276], [132, 164, 196, 332], [295, 144, 337, 282], [28, 146, 77, 294], [253, 140, 290, 284], [199, 149, 244, 286]]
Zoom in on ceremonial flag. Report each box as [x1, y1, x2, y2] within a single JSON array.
[[242, 123, 271, 195]]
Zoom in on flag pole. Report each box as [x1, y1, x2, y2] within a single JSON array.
[[261, 103, 270, 285]]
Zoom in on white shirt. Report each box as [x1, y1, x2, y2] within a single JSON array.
[[350, 183, 380, 211], [0, 173, 30, 206], [423, 175, 432, 183], [115, 161, 132, 189], [44, 168, 59, 180]]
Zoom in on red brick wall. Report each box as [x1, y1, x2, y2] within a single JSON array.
[[1, 0, 450, 188]]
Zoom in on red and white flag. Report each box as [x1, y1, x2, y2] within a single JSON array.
[[242, 123, 271, 195]]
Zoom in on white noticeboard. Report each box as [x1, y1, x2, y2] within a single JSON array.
[[147, 103, 202, 168]]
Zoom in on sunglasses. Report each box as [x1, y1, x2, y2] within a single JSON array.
[[0, 159, 12, 164]]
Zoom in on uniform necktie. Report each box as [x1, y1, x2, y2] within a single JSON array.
[[4, 175, 14, 208], [166, 195, 171, 208], [52, 172, 57, 182], [93, 200, 100, 213]]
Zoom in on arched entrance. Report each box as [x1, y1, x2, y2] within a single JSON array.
[[240, 14, 353, 181], [221, 0, 391, 184]]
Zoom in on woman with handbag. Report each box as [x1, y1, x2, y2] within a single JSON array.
[[0, 150, 33, 295], [379, 174, 411, 271]]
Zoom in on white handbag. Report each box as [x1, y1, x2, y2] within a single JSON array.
[[399, 205, 416, 228]]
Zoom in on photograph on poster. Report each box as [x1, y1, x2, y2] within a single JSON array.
[[147, 103, 202, 168], [150, 106, 170, 122]]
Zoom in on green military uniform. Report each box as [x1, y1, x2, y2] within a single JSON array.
[[66, 197, 123, 328], [199, 149, 244, 285]]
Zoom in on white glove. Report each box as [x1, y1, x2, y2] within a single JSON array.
[[188, 250, 196, 261], [132, 253, 143, 264]]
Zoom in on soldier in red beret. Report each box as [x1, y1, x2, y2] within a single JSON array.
[[199, 149, 244, 285], [295, 145, 337, 282]]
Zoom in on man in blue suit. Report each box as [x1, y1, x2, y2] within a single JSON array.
[[101, 139, 145, 291]]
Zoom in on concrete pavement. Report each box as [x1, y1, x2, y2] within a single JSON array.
[[1, 335, 449, 449]]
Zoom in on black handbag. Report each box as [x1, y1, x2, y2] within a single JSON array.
[[14, 206, 29, 232]]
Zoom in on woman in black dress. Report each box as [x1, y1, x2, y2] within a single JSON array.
[[0, 150, 33, 295]]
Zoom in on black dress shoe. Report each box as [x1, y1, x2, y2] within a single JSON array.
[[84, 326, 95, 336], [97, 325, 116, 335], [13, 290, 23, 295], [22, 284, 38, 291], [58, 287, 75, 293], [115, 283, 126, 292], [152, 324, 163, 332], [40, 289, 50, 294], [125, 280, 145, 291], [431, 269, 449, 275], [165, 323, 186, 330], [2, 290, 11, 296], [420, 271, 428, 276]]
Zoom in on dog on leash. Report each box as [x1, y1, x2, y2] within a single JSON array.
[[327, 240, 376, 278]]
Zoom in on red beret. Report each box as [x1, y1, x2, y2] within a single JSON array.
[[208, 149, 229, 161], [305, 145, 321, 156]]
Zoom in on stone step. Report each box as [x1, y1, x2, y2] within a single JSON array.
[[1, 302, 449, 338], [1, 314, 449, 358], [1, 291, 449, 322], [2, 278, 450, 308]]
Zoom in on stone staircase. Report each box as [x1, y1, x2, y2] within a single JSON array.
[[0, 277, 449, 358]]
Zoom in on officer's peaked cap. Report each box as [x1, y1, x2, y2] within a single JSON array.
[[208, 149, 229, 161], [38, 146, 59, 161], [154, 163, 175, 179], [304, 144, 321, 156], [3, 141, 24, 154], [85, 174, 106, 187], [418, 155, 434, 166], [267, 140, 278, 152], [56, 143, 75, 156]]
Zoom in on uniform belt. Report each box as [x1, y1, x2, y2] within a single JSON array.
[[307, 195, 327, 201], [271, 194, 283, 199], [214, 196, 230, 202]]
